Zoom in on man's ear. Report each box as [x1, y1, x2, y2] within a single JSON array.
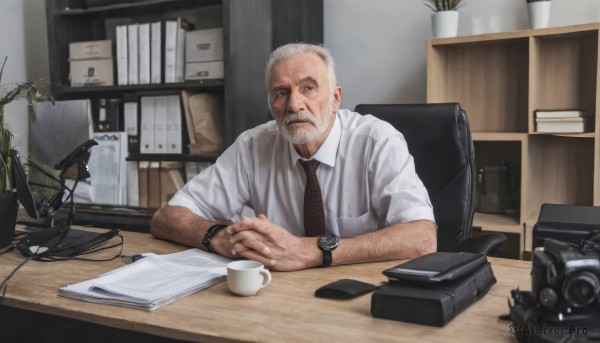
[[332, 86, 342, 113]]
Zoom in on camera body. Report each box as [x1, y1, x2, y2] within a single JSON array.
[[532, 238, 600, 314]]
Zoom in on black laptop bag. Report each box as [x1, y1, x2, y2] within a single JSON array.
[[371, 252, 497, 327]]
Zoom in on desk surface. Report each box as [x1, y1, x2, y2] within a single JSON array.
[[0, 229, 530, 343]]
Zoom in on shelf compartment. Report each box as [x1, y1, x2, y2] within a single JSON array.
[[428, 38, 529, 133], [474, 140, 523, 221], [524, 135, 595, 219], [530, 31, 598, 126]]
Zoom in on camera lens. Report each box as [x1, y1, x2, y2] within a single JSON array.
[[563, 271, 600, 308]]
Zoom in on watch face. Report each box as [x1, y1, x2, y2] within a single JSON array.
[[319, 234, 339, 250]]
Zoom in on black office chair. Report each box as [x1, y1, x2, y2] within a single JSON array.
[[355, 103, 507, 256]]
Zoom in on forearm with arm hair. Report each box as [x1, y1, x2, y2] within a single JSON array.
[[331, 220, 437, 266], [150, 205, 233, 250]]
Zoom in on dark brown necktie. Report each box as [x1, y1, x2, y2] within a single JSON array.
[[301, 160, 326, 237]]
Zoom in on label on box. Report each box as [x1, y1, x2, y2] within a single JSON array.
[[69, 40, 113, 60], [185, 28, 224, 63], [70, 59, 114, 87], [184, 61, 224, 80]]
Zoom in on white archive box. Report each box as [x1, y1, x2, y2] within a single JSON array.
[[185, 28, 224, 63], [185, 61, 224, 80], [70, 59, 114, 87], [69, 40, 112, 60]]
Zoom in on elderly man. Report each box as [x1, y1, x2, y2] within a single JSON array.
[[151, 43, 437, 271]]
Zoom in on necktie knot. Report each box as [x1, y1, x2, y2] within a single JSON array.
[[301, 159, 320, 175]]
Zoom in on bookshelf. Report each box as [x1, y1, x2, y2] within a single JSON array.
[[427, 23, 600, 258], [44, 0, 323, 223]]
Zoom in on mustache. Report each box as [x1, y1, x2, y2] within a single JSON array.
[[283, 112, 316, 126]]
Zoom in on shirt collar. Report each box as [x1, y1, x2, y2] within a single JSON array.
[[288, 111, 341, 168]]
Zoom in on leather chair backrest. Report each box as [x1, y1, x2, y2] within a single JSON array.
[[354, 103, 475, 252]]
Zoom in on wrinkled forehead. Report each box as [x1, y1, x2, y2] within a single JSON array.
[[268, 53, 330, 87]]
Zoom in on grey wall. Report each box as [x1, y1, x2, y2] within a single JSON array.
[[324, 0, 600, 111], [0, 0, 49, 155]]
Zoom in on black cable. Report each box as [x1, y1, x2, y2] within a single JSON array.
[[36, 234, 124, 262], [0, 233, 124, 303]]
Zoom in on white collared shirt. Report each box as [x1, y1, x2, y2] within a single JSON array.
[[169, 109, 435, 237]]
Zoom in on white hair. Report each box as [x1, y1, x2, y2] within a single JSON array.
[[264, 43, 338, 101]]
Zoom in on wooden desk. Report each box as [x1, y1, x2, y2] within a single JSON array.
[[0, 229, 531, 342]]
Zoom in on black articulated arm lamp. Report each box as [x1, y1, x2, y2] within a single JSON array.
[[11, 140, 98, 255]]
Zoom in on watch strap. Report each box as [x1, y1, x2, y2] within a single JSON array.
[[318, 234, 339, 267], [322, 249, 333, 266], [202, 224, 228, 253]]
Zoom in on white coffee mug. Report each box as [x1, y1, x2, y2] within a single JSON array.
[[227, 260, 272, 296]]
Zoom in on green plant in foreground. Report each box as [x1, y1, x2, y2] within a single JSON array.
[[0, 57, 50, 193]]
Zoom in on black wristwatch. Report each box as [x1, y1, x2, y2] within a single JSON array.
[[202, 224, 228, 253], [318, 234, 339, 267]]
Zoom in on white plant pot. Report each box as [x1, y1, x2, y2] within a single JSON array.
[[431, 11, 459, 39], [528, 1, 551, 29]]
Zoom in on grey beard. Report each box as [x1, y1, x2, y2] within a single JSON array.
[[277, 100, 334, 145]]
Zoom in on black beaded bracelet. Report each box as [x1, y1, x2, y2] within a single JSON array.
[[202, 224, 228, 253]]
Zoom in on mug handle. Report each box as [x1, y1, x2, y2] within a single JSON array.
[[259, 269, 272, 289]]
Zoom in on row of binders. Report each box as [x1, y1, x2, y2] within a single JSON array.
[[102, 92, 224, 156], [116, 18, 190, 85], [116, 18, 223, 85], [132, 95, 184, 154]]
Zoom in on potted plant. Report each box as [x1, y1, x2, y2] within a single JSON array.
[[527, 0, 551, 29], [0, 57, 49, 249], [424, 0, 463, 38]]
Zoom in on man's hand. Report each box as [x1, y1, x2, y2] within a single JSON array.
[[207, 228, 238, 258], [227, 214, 320, 271]]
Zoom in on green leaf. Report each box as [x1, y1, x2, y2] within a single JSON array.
[[0, 57, 50, 193]]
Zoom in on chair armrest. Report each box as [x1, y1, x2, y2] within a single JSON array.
[[457, 233, 508, 256]]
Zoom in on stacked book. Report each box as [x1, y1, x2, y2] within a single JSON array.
[[535, 110, 594, 133]]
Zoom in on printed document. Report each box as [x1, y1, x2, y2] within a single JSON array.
[[59, 249, 232, 310]]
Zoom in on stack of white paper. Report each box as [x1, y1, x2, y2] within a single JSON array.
[[59, 249, 232, 310]]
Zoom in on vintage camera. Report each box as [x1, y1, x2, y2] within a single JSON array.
[[508, 235, 600, 342], [532, 237, 600, 314]]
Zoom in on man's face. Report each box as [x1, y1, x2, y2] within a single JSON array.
[[268, 53, 341, 145]]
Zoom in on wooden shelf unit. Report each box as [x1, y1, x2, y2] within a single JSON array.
[[427, 23, 600, 257]]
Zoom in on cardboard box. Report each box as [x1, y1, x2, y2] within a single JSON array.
[[184, 61, 224, 80], [70, 59, 114, 87], [185, 28, 223, 63], [69, 40, 112, 60]]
